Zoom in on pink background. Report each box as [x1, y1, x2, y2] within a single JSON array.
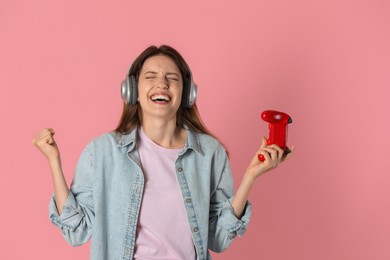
[[1, 0, 389, 259]]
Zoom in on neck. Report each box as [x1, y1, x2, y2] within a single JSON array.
[[141, 117, 186, 149]]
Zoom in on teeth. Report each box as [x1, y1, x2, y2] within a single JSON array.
[[151, 94, 170, 101]]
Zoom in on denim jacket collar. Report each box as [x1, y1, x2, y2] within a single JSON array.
[[114, 126, 202, 155]]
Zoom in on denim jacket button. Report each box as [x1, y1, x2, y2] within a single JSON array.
[[228, 232, 237, 239], [177, 167, 183, 172], [186, 198, 191, 203], [193, 227, 199, 232]]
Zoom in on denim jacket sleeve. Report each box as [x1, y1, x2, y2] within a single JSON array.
[[207, 150, 252, 253], [48, 142, 95, 246]]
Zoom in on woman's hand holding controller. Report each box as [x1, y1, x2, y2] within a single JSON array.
[[246, 136, 294, 180], [231, 137, 294, 218]]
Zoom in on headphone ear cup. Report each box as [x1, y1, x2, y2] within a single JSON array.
[[187, 81, 197, 108], [182, 72, 197, 108], [129, 75, 138, 105], [121, 75, 138, 105]]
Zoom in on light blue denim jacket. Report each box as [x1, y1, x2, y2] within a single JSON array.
[[49, 127, 252, 260]]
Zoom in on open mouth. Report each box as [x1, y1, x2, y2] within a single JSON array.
[[150, 94, 171, 103]]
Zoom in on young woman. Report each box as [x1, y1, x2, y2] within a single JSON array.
[[32, 45, 293, 260]]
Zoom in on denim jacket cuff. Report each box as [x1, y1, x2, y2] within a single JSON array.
[[49, 192, 85, 231], [221, 198, 252, 237]]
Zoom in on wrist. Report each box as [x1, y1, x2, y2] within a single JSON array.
[[240, 173, 256, 191], [243, 171, 257, 185], [48, 155, 62, 167]]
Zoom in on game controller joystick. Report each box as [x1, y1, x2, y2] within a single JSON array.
[[258, 110, 292, 162]]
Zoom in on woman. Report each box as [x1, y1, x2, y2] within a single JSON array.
[[32, 45, 293, 260]]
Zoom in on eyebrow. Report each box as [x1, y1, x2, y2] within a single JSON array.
[[144, 71, 158, 75]]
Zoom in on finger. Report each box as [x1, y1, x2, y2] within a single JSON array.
[[268, 144, 284, 160], [39, 128, 56, 140], [258, 150, 272, 164], [260, 150, 278, 169], [252, 138, 267, 163], [32, 130, 48, 144], [47, 136, 55, 145], [261, 147, 279, 161], [34, 128, 52, 141], [37, 131, 53, 145], [48, 128, 55, 135], [260, 136, 267, 149], [34, 130, 55, 147], [251, 150, 264, 165]]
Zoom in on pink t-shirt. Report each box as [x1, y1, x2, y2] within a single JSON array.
[[134, 128, 196, 260]]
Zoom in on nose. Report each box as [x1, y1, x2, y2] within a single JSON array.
[[156, 76, 168, 89]]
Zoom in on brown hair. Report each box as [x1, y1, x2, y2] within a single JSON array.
[[114, 45, 225, 149]]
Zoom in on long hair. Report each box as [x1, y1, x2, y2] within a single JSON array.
[[114, 45, 224, 149]]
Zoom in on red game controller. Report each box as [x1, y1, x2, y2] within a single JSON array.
[[258, 110, 292, 162]]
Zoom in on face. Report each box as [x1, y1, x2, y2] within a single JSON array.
[[137, 55, 183, 121]]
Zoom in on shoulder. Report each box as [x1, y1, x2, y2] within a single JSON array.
[[83, 131, 124, 152], [88, 132, 117, 145], [187, 129, 227, 158], [197, 132, 222, 149], [84, 128, 139, 151]]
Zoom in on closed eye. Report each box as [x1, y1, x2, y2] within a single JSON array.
[[144, 71, 158, 79], [166, 72, 181, 82]]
